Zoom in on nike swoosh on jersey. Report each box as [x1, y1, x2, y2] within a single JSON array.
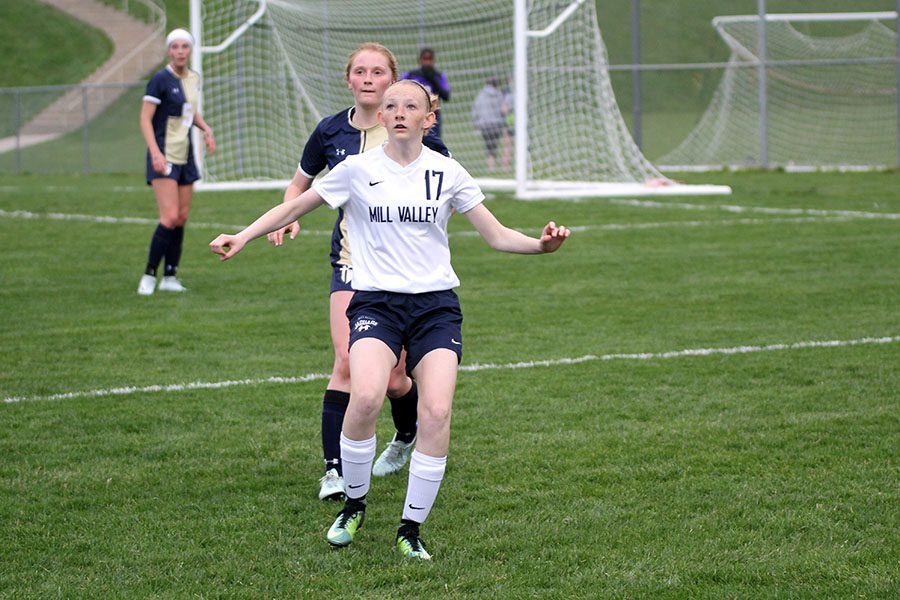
[[368, 180, 383, 186]]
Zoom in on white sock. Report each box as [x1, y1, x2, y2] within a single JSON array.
[[340, 433, 376, 500], [402, 450, 447, 523]]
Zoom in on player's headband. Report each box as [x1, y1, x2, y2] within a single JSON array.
[[402, 80, 433, 109], [166, 29, 194, 47]]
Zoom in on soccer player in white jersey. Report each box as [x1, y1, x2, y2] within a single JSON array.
[[267, 44, 450, 501], [209, 80, 570, 560]]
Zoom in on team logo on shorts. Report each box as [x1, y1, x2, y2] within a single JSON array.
[[354, 317, 378, 332]]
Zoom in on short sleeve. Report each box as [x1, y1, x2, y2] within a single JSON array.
[[143, 71, 165, 105], [299, 122, 327, 178], [450, 162, 485, 214], [312, 159, 351, 209]]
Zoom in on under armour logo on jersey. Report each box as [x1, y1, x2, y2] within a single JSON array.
[[171, 87, 180, 94], [354, 317, 378, 332], [339, 265, 353, 284], [336, 148, 346, 156]]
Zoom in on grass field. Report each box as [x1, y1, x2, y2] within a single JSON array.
[[1, 171, 898, 598]]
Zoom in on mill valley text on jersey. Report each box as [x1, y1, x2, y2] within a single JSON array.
[[368, 168, 445, 223]]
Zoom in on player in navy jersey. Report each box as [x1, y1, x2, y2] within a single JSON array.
[[210, 80, 570, 560], [137, 28, 215, 296], [267, 43, 449, 501]]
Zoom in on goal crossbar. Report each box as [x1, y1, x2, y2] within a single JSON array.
[[192, 0, 731, 198], [659, 11, 899, 171]]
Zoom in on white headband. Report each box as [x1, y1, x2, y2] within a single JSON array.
[[166, 28, 194, 47]]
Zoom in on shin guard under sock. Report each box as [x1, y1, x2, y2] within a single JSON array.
[[322, 390, 350, 474]]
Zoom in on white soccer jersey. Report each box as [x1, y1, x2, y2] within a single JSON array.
[[313, 144, 484, 293]]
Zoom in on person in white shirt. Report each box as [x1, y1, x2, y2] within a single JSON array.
[[209, 80, 570, 561]]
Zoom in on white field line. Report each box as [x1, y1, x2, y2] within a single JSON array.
[[0, 209, 248, 232], [3, 373, 330, 405], [0, 208, 881, 237], [2, 183, 898, 220], [4, 335, 897, 405], [0, 185, 146, 193], [608, 198, 900, 220], [466, 215, 859, 237]]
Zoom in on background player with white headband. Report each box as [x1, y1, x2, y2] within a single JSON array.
[[137, 28, 215, 295], [209, 79, 570, 560]]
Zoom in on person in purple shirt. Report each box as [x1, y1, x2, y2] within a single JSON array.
[[401, 48, 450, 138]]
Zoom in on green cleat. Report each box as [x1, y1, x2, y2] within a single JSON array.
[[327, 500, 365, 547], [396, 521, 431, 560]]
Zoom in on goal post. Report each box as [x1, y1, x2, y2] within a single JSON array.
[[659, 11, 899, 171], [191, 0, 730, 197]]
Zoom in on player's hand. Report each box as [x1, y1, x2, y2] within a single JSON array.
[[266, 220, 300, 246], [151, 153, 167, 175], [203, 129, 216, 155], [209, 233, 245, 261], [538, 221, 570, 253]]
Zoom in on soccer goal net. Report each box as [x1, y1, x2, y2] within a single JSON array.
[[659, 12, 898, 171], [192, 0, 729, 197]]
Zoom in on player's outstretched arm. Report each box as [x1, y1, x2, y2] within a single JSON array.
[[463, 204, 570, 254], [210, 189, 325, 261], [268, 170, 312, 246]]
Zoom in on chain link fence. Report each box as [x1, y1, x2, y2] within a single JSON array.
[[0, 82, 146, 175]]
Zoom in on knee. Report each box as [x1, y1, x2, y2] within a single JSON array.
[[159, 211, 188, 229], [349, 386, 384, 421], [418, 401, 451, 429], [160, 208, 189, 228], [167, 208, 189, 228]]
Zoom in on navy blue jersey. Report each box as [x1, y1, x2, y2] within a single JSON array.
[[143, 66, 200, 165], [297, 107, 450, 271]]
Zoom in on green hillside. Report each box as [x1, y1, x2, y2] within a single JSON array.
[[4, 0, 892, 90], [0, 0, 112, 88]]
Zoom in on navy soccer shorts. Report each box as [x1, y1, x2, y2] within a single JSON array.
[[146, 152, 200, 186], [347, 289, 463, 374]]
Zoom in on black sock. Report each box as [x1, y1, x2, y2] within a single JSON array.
[[145, 223, 174, 276], [388, 381, 418, 444], [322, 389, 350, 475], [163, 226, 184, 277], [345, 495, 367, 511], [398, 518, 420, 536]]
